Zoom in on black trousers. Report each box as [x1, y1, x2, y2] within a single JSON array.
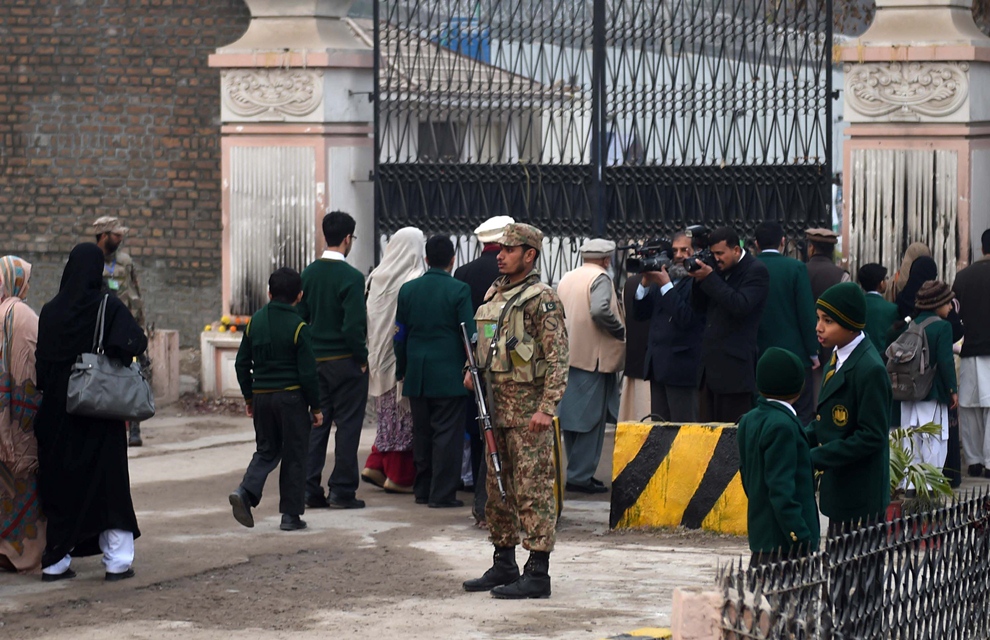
[[410, 396, 466, 504], [699, 378, 753, 423], [241, 390, 311, 516], [306, 358, 369, 502], [465, 397, 488, 521], [649, 381, 699, 422]]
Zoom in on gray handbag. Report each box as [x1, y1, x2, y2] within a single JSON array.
[[66, 294, 156, 422]]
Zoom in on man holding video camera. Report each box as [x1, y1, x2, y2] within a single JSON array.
[[688, 226, 770, 423], [633, 232, 706, 422]]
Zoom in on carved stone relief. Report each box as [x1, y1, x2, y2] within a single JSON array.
[[845, 62, 969, 121], [221, 69, 324, 120]]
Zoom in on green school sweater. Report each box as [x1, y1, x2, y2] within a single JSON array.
[[298, 258, 368, 363], [234, 301, 320, 409]]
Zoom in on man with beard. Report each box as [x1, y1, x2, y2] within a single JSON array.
[[93, 216, 147, 447], [633, 232, 705, 422], [689, 227, 770, 423]]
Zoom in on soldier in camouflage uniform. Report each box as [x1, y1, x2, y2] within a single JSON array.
[[462, 223, 569, 600], [93, 216, 148, 447]]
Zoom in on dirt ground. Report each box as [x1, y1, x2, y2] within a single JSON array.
[[0, 404, 748, 640]]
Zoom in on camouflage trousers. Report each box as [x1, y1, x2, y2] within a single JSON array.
[[485, 425, 556, 552]]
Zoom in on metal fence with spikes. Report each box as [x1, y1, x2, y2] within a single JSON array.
[[719, 490, 990, 639], [372, 0, 833, 272]]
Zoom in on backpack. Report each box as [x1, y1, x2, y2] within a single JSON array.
[[885, 316, 941, 401]]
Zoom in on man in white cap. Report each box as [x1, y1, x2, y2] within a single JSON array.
[[92, 216, 147, 447], [555, 238, 625, 493], [454, 215, 514, 524]]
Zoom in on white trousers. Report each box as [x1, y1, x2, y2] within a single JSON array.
[[40, 529, 135, 576], [960, 407, 990, 468], [900, 400, 949, 489], [618, 377, 651, 423]]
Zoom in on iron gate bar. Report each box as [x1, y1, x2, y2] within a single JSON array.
[[374, 0, 831, 273]]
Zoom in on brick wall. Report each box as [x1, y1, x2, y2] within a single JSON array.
[[0, 0, 251, 345]]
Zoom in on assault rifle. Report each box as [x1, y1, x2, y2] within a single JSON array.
[[460, 322, 507, 503]]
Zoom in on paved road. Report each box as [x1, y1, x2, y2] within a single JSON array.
[[0, 407, 748, 639]]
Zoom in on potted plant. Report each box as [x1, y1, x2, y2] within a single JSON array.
[[888, 421, 954, 546]]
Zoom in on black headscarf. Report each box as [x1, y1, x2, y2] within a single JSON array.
[[37, 243, 145, 363], [896, 255, 938, 319]]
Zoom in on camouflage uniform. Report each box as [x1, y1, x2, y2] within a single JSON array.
[[475, 225, 569, 553], [103, 250, 145, 328]]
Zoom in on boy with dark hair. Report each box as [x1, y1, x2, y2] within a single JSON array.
[[808, 282, 891, 533], [230, 267, 323, 531], [858, 263, 900, 355], [738, 347, 820, 565], [396, 235, 475, 507], [299, 210, 370, 509]]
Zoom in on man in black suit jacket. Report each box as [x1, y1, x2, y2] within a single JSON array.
[[633, 232, 705, 422], [690, 226, 770, 423]]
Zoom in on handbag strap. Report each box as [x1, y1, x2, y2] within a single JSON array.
[[92, 294, 109, 354]]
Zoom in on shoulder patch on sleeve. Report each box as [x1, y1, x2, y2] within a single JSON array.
[[394, 321, 408, 342], [541, 301, 557, 313]]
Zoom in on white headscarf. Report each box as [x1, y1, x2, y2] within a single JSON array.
[[366, 227, 426, 397]]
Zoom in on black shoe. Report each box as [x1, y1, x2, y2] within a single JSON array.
[[463, 547, 520, 592], [491, 551, 551, 599], [228, 487, 254, 528], [327, 496, 366, 509], [128, 422, 143, 447], [415, 497, 429, 505], [105, 568, 135, 582], [429, 499, 465, 508], [968, 464, 985, 478], [566, 481, 609, 494], [280, 514, 308, 531], [306, 494, 331, 509], [589, 477, 605, 488], [42, 568, 77, 583]]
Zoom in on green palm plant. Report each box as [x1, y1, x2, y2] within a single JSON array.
[[889, 422, 954, 508]]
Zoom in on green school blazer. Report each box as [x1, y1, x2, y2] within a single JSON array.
[[808, 338, 892, 524], [738, 398, 821, 553], [863, 293, 901, 355], [756, 252, 819, 363], [394, 269, 475, 398]]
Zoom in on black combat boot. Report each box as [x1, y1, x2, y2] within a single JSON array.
[[462, 546, 519, 592], [490, 551, 550, 599]]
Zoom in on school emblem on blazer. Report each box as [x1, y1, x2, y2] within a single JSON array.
[[832, 405, 849, 427]]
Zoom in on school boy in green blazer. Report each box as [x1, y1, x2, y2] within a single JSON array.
[[230, 268, 323, 532], [738, 347, 821, 564], [395, 236, 476, 507], [858, 263, 901, 355], [808, 282, 892, 533]]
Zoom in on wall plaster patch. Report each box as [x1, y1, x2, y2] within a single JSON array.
[[845, 62, 969, 121], [222, 69, 324, 120]]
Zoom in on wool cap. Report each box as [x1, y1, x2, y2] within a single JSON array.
[[580, 238, 616, 259], [915, 280, 954, 311], [474, 216, 515, 243], [757, 347, 806, 400], [498, 223, 544, 250], [805, 227, 838, 245], [816, 282, 867, 331], [91, 216, 129, 235]]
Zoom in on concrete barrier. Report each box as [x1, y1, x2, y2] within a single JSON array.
[[610, 422, 747, 536]]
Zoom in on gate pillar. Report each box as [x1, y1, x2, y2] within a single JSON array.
[[209, 0, 374, 318], [839, 0, 990, 282]]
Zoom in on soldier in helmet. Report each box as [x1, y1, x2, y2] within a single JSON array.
[[92, 216, 148, 447], [462, 223, 569, 599]]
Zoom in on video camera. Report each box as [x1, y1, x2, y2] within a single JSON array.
[[684, 224, 717, 273], [619, 238, 673, 274]]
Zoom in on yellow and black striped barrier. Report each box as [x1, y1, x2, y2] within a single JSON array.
[[610, 422, 747, 535]]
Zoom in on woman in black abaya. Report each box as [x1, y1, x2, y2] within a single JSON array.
[[34, 243, 147, 582]]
